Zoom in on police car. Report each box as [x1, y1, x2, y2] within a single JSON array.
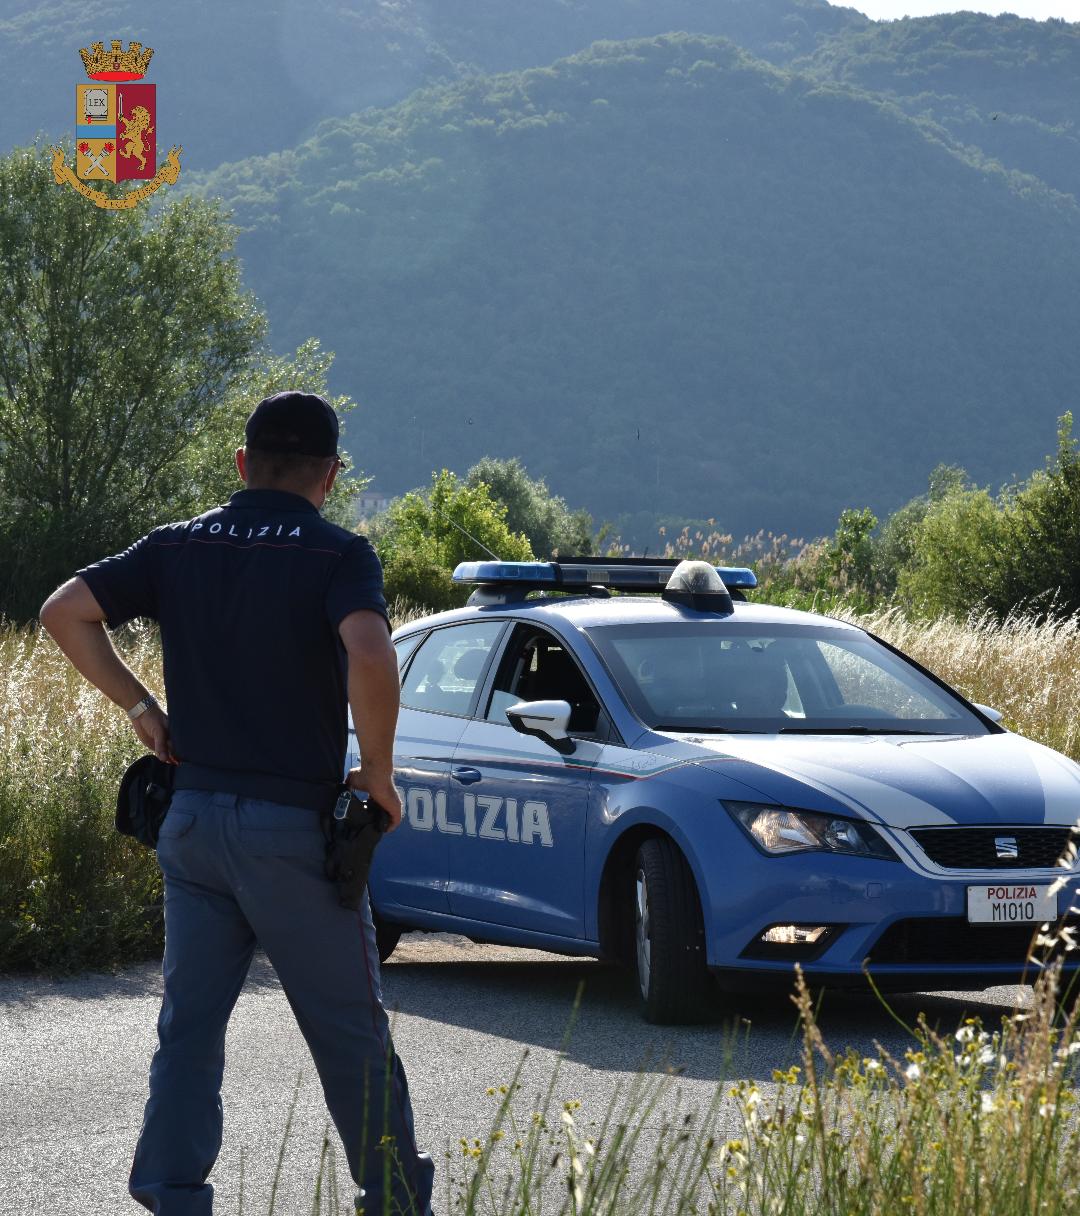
[[350, 558, 1080, 1023]]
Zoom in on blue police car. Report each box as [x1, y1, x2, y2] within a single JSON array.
[[350, 558, 1080, 1023]]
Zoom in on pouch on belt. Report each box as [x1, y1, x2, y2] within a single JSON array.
[[116, 754, 176, 848]]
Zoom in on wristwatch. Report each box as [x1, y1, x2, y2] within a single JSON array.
[[127, 693, 160, 721]]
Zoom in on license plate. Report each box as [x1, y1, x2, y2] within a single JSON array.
[[967, 883, 1056, 924]]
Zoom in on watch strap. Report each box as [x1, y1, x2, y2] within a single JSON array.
[[127, 693, 159, 721]]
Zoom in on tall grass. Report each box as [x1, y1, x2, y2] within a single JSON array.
[[848, 606, 1080, 760], [3, 603, 1080, 970], [270, 961, 1080, 1214], [0, 620, 163, 970]]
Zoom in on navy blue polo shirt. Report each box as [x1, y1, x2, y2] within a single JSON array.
[[77, 489, 388, 805]]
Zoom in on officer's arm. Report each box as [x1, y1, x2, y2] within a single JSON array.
[[39, 578, 176, 763], [338, 609, 403, 830]]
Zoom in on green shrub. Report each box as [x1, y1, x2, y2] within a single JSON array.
[[382, 551, 466, 614]]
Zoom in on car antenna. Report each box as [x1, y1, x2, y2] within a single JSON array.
[[429, 503, 501, 560]]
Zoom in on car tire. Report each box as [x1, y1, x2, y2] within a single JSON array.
[[373, 912, 403, 963], [634, 837, 712, 1024]]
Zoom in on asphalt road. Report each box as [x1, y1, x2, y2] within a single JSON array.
[[0, 934, 1030, 1215]]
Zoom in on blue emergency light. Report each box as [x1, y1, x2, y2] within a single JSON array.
[[451, 557, 758, 592]]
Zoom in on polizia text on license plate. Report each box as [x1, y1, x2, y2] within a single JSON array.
[[967, 883, 1056, 924]]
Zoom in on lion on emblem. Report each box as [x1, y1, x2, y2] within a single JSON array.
[[119, 105, 154, 171]]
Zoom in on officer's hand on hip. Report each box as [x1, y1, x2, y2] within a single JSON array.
[[345, 765, 402, 831], [133, 705, 178, 765]]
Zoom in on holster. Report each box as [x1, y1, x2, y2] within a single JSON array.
[[116, 754, 176, 848], [323, 790, 390, 910]]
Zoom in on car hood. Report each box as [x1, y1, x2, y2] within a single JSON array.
[[649, 731, 1080, 829]]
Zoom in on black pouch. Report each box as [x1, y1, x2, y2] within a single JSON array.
[[323, 790, 390, 910], [116, 755, 176, 848]]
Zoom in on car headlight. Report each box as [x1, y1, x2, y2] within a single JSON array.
[[726, 801, 897, 860]]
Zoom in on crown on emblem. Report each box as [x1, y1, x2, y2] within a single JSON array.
[[79, 40, 154, 81]]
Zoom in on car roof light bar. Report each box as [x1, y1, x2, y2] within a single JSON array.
[[452, 557, 757, 591]]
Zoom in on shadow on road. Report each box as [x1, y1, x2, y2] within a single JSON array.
[[381, 950, 1027, 1081], [0, 952, 286, 1010]]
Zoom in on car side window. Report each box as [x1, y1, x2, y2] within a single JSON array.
[[393, 632, 425, 674], [485, 626, 601, 735], [400, 621, 505, 717]]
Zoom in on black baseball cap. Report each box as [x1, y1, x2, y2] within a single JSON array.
[[245, 391, 340, 459]]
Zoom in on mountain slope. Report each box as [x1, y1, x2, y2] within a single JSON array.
[[795, 12, 1080, 201], [3, 0, 861, 169], [196, 35, 1080, 537]]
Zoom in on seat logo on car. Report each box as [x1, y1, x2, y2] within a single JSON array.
[[995, 835, 1019, 861], [403, 787, 554, 847]]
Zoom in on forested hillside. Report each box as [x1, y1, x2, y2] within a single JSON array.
[[195, 34, 1080, 538], [4, 0, 860, 168], [795, 13, 1080, 200], [5, 1, 1080, 540]]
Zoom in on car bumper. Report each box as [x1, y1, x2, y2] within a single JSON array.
[[703, 854, 1080, 990]]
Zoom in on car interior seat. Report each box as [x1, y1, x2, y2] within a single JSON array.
[[518, 642, 599, 734]]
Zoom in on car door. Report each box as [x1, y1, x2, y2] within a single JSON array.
[[447, 624, 607, 938], [369, 619, 507, 916]]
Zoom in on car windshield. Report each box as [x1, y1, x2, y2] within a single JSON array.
[[586, 621, 992, 735]]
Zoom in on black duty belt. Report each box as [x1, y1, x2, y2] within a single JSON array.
[[174, 763, 340, 814]]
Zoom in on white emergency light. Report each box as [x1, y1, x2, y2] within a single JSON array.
[[661, 560, 734, 614]]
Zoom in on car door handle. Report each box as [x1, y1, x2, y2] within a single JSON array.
[[452, 767, 482, 784]]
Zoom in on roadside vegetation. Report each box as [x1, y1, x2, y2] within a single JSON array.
[[261, 960, 1080, 1214]]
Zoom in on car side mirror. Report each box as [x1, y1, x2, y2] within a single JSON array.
[[505, 699, 576, 754], [974, 703, 1004, 724]]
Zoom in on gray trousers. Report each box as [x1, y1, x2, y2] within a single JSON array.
[[129, 789, 435, 1215]]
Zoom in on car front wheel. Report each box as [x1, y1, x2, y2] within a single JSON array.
[[634, 837, 713, 1024]]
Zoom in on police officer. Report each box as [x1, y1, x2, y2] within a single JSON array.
[[39, 391, 435, 1215]]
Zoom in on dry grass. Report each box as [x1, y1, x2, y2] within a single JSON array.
[[0, 621, 164, 970], [847, 606, 1080, 761]]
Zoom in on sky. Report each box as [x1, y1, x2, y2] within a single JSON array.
[[850, 0, 1080, 17]]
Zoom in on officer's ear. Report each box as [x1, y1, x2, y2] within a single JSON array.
[[235, 447, 248, 483]]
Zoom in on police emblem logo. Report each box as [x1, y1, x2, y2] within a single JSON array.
[[52, 40, 182, 210]]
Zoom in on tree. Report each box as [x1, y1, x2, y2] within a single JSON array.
[[1004, 412, 1080, 617], [872, 464, 967, 598], [0, 145, 357, 619], [892, 417, 1080, 621], [464, 456, 595, 558], [370, 470, 534, 611], [895, 482, 1015, 619]]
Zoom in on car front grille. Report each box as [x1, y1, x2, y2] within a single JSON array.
[[867, 917, 1080, 966], [910, 827, 1078, 870]]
